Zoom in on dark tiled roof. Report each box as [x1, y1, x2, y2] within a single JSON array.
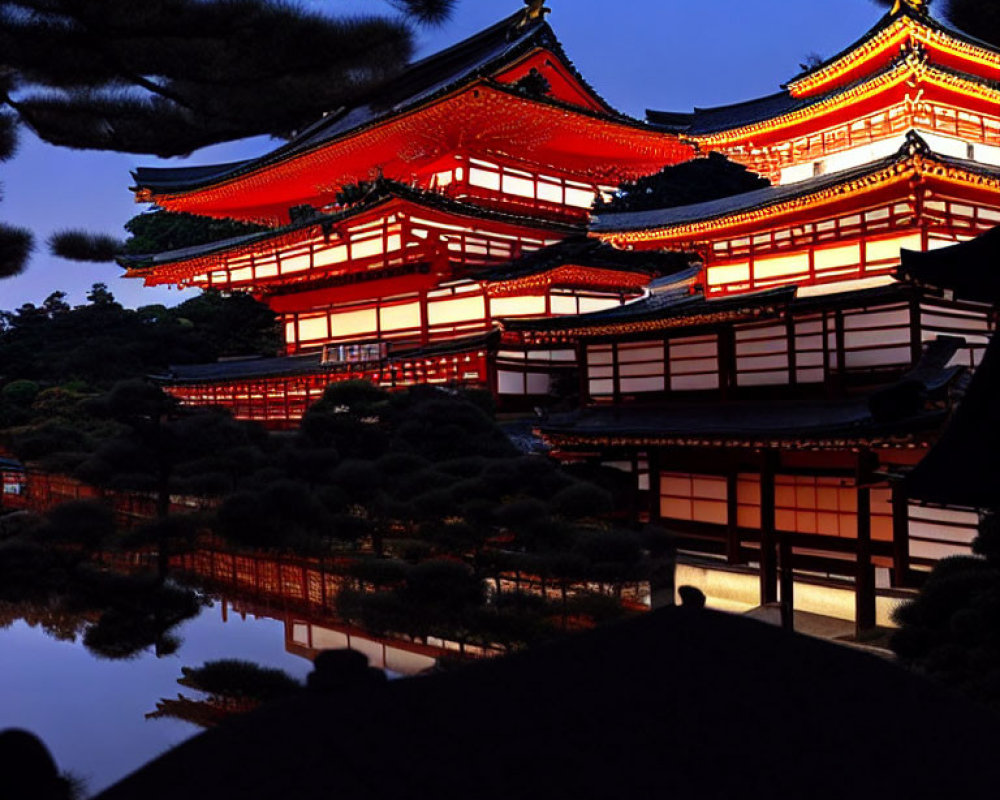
[[505, 286, 794, 334], [899, 226, 1000, 304], [540, 397, 945, 445], [121, 181, 582, 271], [541, 332, 964, 445], [786, 8, 1000, 89], [647, 7, 1000, 138], [479, 237, 693, 283], [95, 607, 1000, 800], [154, 333, 497, 385], [133, 11, 634, 196], [591, 134, 1000, 234]]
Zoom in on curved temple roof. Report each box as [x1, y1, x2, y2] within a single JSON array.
[[120, 180, 582, 275], [132, 7, 644, 199], [590, 133, 1000, 237], [646, 5, 1000, 140]]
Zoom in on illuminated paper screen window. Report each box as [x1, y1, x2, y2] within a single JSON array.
[[707, 262, 750, 287], [771, 475, 895, 538], [617, 342, 665, 394], [754, 252, 809, 281], [537, 181, 563, 204], [427, 295, 486, 326], [298, 315, 328, 342], [908, 505, 979, 560], [380, 302, 421, 331], [549, 295, 578, 315], [794, 319, 826, 383], [565, 186, 596, 208], [587, 344, 614, 397], [490, 296, 547, 317], [865, 234, 922, 264], [281, 252, 311, 273], [502, 174, 535, 199], [814, 242, 860, 272], [579, 296, 620, 313], [737, 475, 761, 528], [352, 236, 384, 260], [469, 168, 501, 191], [735, 324, 789, 387], [669, 335, 719, 391], [330, 307, 377, 339], [659, 473, 728, 524], [312, 246, 347, 269], [498, 370, 525, 395]]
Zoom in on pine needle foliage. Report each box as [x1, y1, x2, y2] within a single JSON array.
[[49, 231, 123, 263], [870, 1, 1000, 46], [0, 0, 455, 277], [595, 153, 770, 215]]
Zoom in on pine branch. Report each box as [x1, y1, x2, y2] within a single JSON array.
[[0, 223, 33, 277], [49, 230, 124, 262]]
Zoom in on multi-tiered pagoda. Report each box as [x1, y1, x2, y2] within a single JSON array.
[[128, 0, 1000, 629], [520, 1, 1000, 631], [124, 3, 690, 424]]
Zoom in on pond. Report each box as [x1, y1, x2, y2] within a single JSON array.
[[1, 595, 314, 795], [0, 580, 443, 797]]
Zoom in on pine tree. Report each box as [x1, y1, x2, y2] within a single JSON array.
[[0, 0, 457, 275]]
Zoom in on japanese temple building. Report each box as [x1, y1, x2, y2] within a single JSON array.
[[124, 2, 692, 421], [125, 1, 1000, 626], [518, 2, 1000, 629]]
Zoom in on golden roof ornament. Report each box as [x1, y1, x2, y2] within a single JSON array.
[[891, 0, 930, 16], [520, 0, 550, 26]]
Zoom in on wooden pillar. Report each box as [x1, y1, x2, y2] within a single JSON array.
[[725, 471, 743, 564], [892, 481, 911, 588], [856, 482, 877, 638], [779, 533, 794, 631], [760, 451, 778, 605]]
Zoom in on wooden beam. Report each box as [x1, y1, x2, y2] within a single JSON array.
[[856, 481, 877, 638], [726, 471, 743, 565], [760, 451, 778, 605]]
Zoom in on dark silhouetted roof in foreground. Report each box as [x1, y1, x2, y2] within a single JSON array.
[[899, 226, 1000, 304], [95, 608, 1000, 800], [907, 331, 1000, 509]]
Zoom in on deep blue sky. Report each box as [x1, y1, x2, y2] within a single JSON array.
[[1, 0, 886, 311]]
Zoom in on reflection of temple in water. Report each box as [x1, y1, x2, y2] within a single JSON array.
[[173, 548, 493, 675]]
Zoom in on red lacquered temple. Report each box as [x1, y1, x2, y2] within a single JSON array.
[[125, 1, 1000, 628], [124, 3, 692, 422]]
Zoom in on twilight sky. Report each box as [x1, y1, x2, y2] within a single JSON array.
[[0, 0, 887, 311]]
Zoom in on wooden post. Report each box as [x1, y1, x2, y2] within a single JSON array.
[[892, 481, 911, 588], [760, 451, 778, 605], [856, 483, 877, 638], [726, 471, 743, 564], [779, 533, 794, 631]]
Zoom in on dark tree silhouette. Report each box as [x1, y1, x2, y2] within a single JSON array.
[[0, 0, 456, 275], [594, 152, 770, 215], [891, 510, 1000, 710], [871, 1, 1000, 46]]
